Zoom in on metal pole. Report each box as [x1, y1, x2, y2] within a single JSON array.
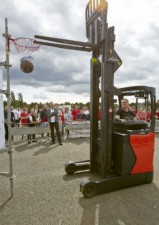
[[4, 18, 14, 197]]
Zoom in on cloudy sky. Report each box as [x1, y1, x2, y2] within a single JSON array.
[[0, 0, 159, 104]]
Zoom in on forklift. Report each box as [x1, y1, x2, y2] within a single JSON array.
[[65, 85, 156, 198], [65, 0, 156, 198], [34, 0, 156, 197]]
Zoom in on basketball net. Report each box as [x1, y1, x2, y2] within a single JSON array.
[[9, 36, 41, 73], [9, 37, 41, 54]]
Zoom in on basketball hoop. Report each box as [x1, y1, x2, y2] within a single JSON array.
[[9, 37, 41, 54], [8, 36, 41, 73]]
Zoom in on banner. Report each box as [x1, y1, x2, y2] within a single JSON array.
[[0, 67, 5, 150]]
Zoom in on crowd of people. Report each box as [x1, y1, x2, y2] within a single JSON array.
[[4, 101, 159, 145], [4, 103, 91, 145]]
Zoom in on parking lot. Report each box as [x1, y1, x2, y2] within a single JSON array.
[[0, 134, 159, 225]]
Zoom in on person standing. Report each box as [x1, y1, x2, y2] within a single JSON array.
[[48, 102, 62, 145], [71, 104, 80, 121], [28, 108, 39, 144], [76, 109, 87, 121], [10, 106, 16, 127], [4, 106, 8, 141], [34, 104, 40, 118], [40, 104, 49, 139], [34, 104, 40, 127], [64, 107, 72, 138], [20, 108, 29, 127], [13, 107, 20, 127], [83, 106, 90, 120], [156, 108, 159, 120], [4, 106, 15, 142], [136, 107, 147, 120], [64, 107, 72, 125], [40, 104, 49, 127], [20, 108, 29, 140]]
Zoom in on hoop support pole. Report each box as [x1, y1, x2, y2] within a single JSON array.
[[0, 18, 15, 199]]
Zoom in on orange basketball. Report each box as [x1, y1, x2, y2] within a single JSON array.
[[20, 60, 34, 73]]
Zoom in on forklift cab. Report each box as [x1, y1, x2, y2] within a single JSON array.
[[113, 86, 156, 131], [112, 86, 156, 177], [66, 85, 156, 198]]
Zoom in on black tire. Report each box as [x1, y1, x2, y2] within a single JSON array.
[[65, 162, 76, 175], [81, 182, 97, 198]]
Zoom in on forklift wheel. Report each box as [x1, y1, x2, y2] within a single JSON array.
[[65, 161, 76, 175], [80, 181, 97, 198]]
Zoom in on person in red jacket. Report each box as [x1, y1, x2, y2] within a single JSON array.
[[146, 109, 151, 122], [20, 108, 29, 126], [156, 108, 159, 120], [20, 108, 29, 140], [136, 107, 146, 120], [71, 104, 80, 121]]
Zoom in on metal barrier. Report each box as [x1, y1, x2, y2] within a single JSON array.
[[10, 122, 90, 139], [10, 123, 67, 142], [10, 120, 159, 140], [65, 122, 90, 138], [11, 126, 51, 136], [65, 120, 159, 138]]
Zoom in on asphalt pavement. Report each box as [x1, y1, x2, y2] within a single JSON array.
[[0, 134, 159, 225]]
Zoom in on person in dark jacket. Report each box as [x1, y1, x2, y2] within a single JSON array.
[[4, 106, 15, 141], [115, 99, 136, 122], [47, 102, 62, 145], [76, 109, 87, 121]]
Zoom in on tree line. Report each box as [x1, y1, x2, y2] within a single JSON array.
[[3, 91, 159, 110]]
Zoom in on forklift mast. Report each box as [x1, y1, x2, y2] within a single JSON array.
[[86, 0, 122, 177]]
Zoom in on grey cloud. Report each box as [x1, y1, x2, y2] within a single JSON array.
[[46, 82, 90, 94], [138, 23, 159, 48]]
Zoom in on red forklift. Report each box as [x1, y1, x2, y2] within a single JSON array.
[[65, 85, 156, 198], [34, 0, 156, 197], [65, 0, 156, 197]]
